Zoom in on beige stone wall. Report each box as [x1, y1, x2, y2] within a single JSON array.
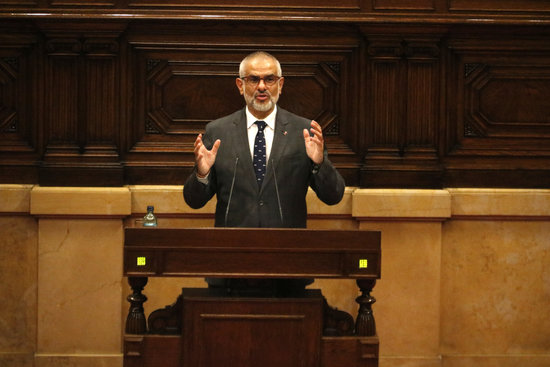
[[0, 185, 37, 367], [1, 185, 549, 367]]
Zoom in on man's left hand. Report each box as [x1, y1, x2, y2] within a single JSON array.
[[303, 120, 324, 165]]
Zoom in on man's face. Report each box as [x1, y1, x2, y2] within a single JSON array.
[[236, 56, 284, 119]]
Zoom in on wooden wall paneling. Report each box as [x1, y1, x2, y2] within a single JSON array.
[[3, 0, 550, 22], [123, 22, 363, 185], [122, 23, 214, 184], [277, 48, 363, 186], [50, 0, 116, 6], [448, 0, 550, 12], [41, 36, 89, 183], [331, 39, 365, 187], [124, 43, 244, 184], [402, 37, 442, 186], [373, 0, 435, 11], [0, 0, 37, 5], [361, 36, 405, 187], [126, 0, 362, 11], [2, 17, 550, 188], [0, 22, 41, 183], [5, 0, 549, 14], [38, 21, 126, 186], [360, 29, 443, 188], [443, 30, 550, 188], [369, 0, 448, 12], [81, 38, 123, 167]]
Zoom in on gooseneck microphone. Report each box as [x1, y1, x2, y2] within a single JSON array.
[[224, 156, 239, 227], [271, 159, 284, 226]]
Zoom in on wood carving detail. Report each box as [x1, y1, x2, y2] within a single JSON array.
[[449, 0, 550, 12], [141, 56, 345, 144], [144, 59, 242, 136], [322, 297, 354, 336], [374, 0, 435, 11], [46, 38, 82, 55], [431, 38, 550, 187], [366, 37, 440, 148], [0, 47, 36, 155], [148, 295, 182, 335], [464, 63, 550, 139], [127, 0, 361, 9], [0, 58, 18, 134]]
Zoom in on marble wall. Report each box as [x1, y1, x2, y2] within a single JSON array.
[[0, 185, 37, 367], [0, 185, 549, 367]]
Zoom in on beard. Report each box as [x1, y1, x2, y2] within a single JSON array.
[[244, 89, 280, 112]]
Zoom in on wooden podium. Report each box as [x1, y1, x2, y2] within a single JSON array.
[[123, 227, 381, 367]]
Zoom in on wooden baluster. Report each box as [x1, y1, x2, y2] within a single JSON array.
[[355, 279, 377, 336], [125, 276, 148, 334]]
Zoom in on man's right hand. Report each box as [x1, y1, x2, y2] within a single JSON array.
[[194, 134, 221, 178]]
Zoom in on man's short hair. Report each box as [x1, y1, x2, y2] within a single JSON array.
[[239, 51, 282, 78]]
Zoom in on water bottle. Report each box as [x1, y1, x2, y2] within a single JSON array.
[[143, 205, 158, 227]]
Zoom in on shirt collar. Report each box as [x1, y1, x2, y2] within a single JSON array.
[[246, 105, 277, 130]]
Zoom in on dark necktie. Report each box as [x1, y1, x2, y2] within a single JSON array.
[[253, 120, 267, 186]]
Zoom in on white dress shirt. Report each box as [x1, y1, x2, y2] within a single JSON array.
[[245, 105, 276, 163], [196, 106, 278, 183]]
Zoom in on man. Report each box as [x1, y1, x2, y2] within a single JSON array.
[[184, 51, 345, 227], [183, 51, 345, 294]]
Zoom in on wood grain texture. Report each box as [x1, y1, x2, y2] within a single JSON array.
[[0, 17, 549, 187]]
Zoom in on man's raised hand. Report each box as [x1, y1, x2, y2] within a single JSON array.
[[194, 134, 221, 177]]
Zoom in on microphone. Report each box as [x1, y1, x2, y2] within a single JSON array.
[[271, 159, 284, 226], [224, 156, 239, 227]]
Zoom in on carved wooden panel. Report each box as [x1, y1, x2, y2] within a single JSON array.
[[0, 0, 37, 4], [3, 0, 550, 17], [124, 22, 362, 185], [373, 0, 435, 11], [444, 35, 550, 187], [463, 64, 550, 139], [0, 58, 24, 139], [44, 39, 80, 152], [182, 289, 323, 367], [38, 22, 125, 186], [0, 27, 40, 183], [127, 0, 361, 10], [449, 0, 550, 12], [361, 33, 442, 188], [50, 0, 115, 5], [142, 59, 342, 135], [367, 38, 402, 148]]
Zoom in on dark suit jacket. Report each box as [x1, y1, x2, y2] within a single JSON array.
[[183, 107, 345, 228]]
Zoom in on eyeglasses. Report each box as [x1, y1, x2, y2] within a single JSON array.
[[240, 75, 281, 86]]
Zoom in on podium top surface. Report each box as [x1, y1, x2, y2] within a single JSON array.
[[124, 227, 381, 279], [124, 227, 380, 250]]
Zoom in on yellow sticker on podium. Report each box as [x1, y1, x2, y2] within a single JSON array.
[[359, 259, 368, 269], [137, 257, 146, 266]]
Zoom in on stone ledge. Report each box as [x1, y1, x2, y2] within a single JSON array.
[[34, 354, 123, 367], [2, 185, 549, 220], [128, 185, 215, 215], [30, 186, 131, 217], [352, 189, 452, 220], [448, 188, 550, 218], [0, 184, 33, 214], [306, 187, 354, 216]]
